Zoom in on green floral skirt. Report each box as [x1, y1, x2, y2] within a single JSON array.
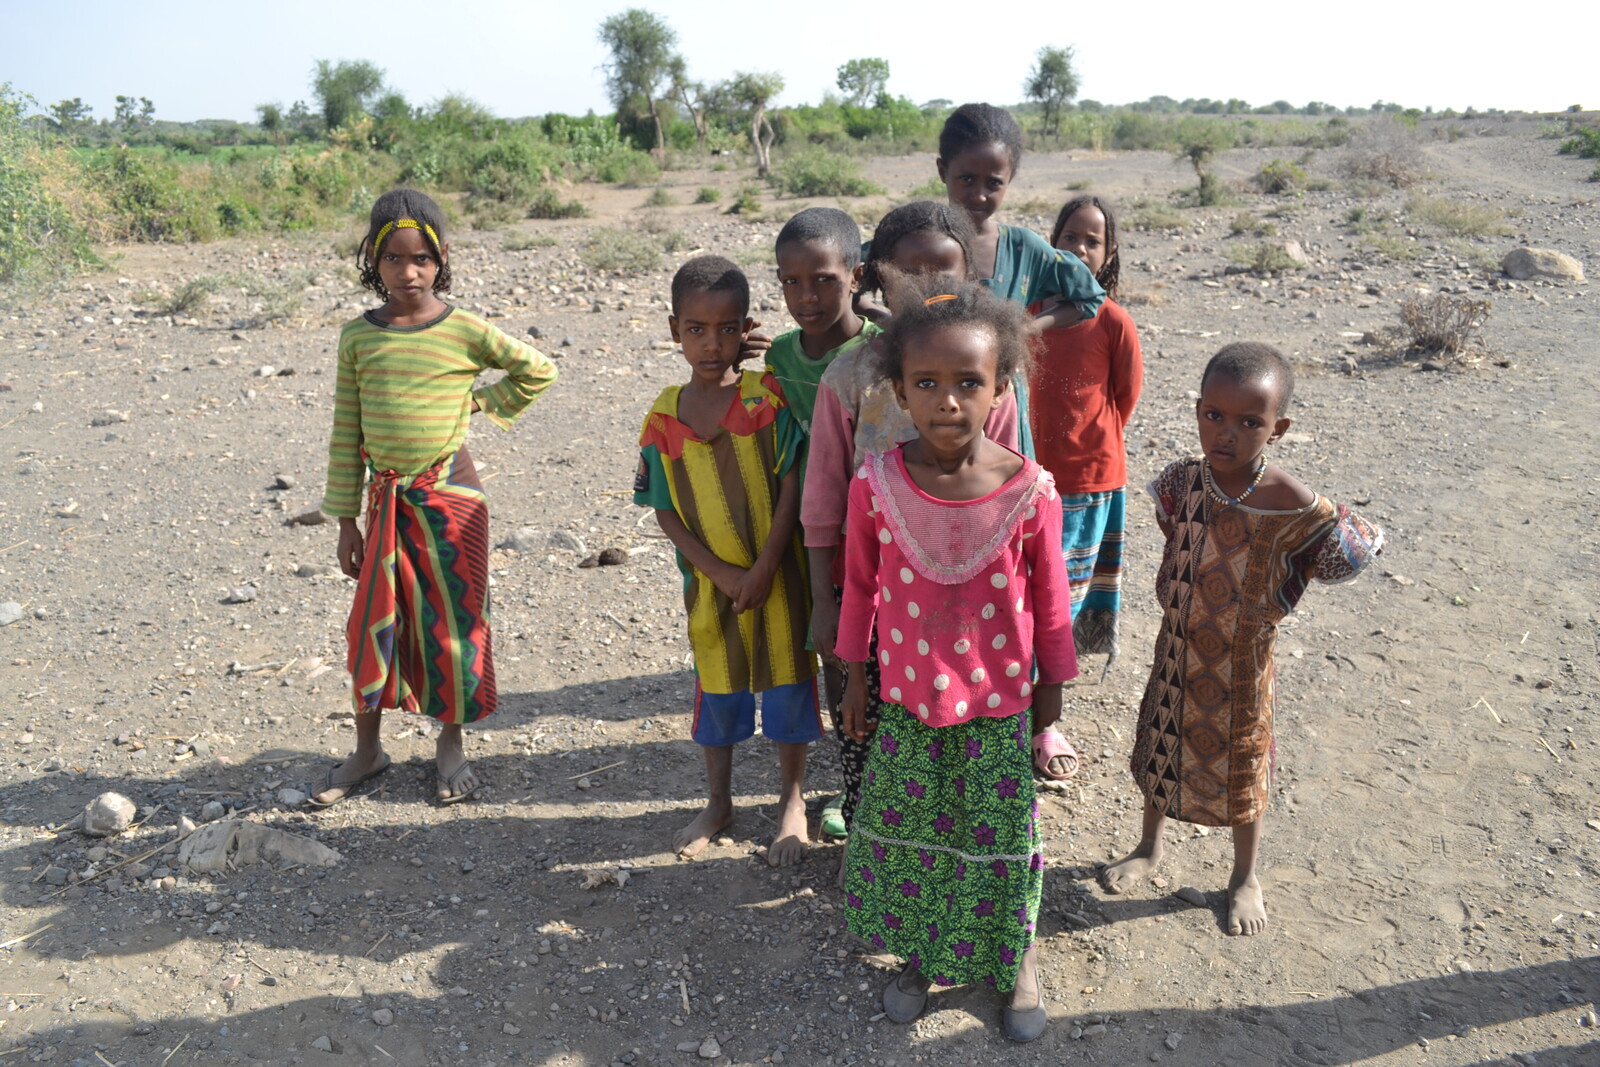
[[842, 703, 1042, 992]]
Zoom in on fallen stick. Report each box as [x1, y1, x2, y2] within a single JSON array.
[[565, 760, 626, 781], [160, 1034, 188, 1067], [1537, 737, 1562, 762], [0, 925, 53, 950]]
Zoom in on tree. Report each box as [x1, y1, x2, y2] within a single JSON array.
[[597, 9, 677, 156], [310, 59, 385, 131], [727, 72, 783, 178], [113, 95, 154, 134], [47, 98, 92, 134], [1023, 46, 1078, 138], [836, 58, 889, 108], [669, 56, 709, 154]]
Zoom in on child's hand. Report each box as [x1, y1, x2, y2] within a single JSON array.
[[703, 559, 748, 603], [841, 667, 871, 741], [1031, 683, 1064, 732], [739, 324, 772, 364], [337, 517, 366, 580], [810, 596, 842, 670], [730, 564, 776, 614]]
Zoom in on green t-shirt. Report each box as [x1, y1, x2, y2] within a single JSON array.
[[762, 320, 882, 437]]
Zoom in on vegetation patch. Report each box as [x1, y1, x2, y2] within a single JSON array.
[[1126, 197, 1184, 231], [776, 149, 883, 198], [1404, 194, 1512, 236], [581, 226, 663, 273], [1253, 158, 1307, 194], [1392, 293, 1491, 360], [1224, 242, 1304, 274]]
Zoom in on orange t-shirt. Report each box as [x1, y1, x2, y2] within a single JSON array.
[[1027, 298, 1142, 494]]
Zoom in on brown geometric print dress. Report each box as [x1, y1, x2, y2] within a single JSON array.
[[1132, 459, 1384, 826]]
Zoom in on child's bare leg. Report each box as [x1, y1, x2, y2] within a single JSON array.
[[1099, 798, 1167, 893], [674, 745, 734, 858], [312, 710, 387, 805], [435, 722, 478, 801], [1227, 816, 1266, 936], [768, 741, 810, 867]]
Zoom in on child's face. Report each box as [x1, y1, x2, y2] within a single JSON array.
[[881, 232, 967, 315], [776, 239, 861, 337], [936, 142, 1014, 227], [376, 226, 446, 306], [1054, 205, 1111, 280], [1195, 373, 1290, 476], [669, 288, 752, 387], [893, 324, 1006, 453]]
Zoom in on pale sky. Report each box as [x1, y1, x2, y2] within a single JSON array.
[[5, 0, 1589, 123]]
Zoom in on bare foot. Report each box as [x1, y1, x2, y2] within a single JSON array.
[[767, 792, 809, 867], [311, 748, 389, 806], [1227, 875, 1267, 936], [1098, 839, 1164, 894], [435, 726, 479, 802], [673, 799, 733, 859]]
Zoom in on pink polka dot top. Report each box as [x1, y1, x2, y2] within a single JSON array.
[[836, 446, 1078, 727]]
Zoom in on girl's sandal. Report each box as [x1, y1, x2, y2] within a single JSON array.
[[1031, 729, 1080, 781]]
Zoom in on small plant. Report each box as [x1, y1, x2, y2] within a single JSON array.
[[164, 276, 220, 315], [693, 186, 721, 204], [726, 182, 762, 216], [1404, 194, 1512, 236], [527, 187, 586, 220], [1394, 293, 1490, 360], [904, 177, 947, 199], [1066, 178, 1093, 191], [644, 185, 676, 208], [1225, 242, 1304, 275], [503, 230, 558, 251], [581, 226, 662, 273], [466, 196, 522, 229], [593, 149, 660, 187], [1006, 196, 1057, 218], [1340, 117, 1424, 188], [659, 229, 690, 254], [1127, 197, 1184, 231], [777, 149, 883, 198], [1173, 122, 1235, 206], [1229, 212, 1278, 237], [1361, 234, 1420, 261], [1558, 127, 1600, 158], [1253, 158, 1307, 194]]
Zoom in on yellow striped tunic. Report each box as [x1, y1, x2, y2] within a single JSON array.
[[634, 371, 815, 694], [322, 308, 558, 518]]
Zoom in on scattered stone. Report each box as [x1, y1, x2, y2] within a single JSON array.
[[42, 866, 68, 886], [1276, 241, 1312, 268], [224, 586, 258, 604], [1174, 886, 1207, 907], [676, 1042, 700, 1053], [598, 546, 627, 566], [294, 562, 333, 578], [1418, 360, 1446, 372], [1165, 1032, 1183, 1051], [697, 1037, 721, 1059], [277, 787, 309, 808], [256, 365, 278, 378], [561, 336, 574, 347], [178, 820, 342, 873], [286, 509, 329, 526], [0, 602, 22, 626], [200, 800, 227, 821], [1581, 1008, 1596, 1027], [370, 1008, 393, 1026], [178, 814, 197, 835], [502, 1023, 521, 1036], [1501, 247, 1584, 283], [528, 325, 543, 339], [83, 792, 137, 837], [310, 1036, 334, 1053], [578, 555, 601, 569], [272, 475, 295, 490]]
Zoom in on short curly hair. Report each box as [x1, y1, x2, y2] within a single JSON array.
[[938, 103, 1025, 174], [671, 255, 749, 317], [879, 280, 1034, 388], [356, 188, 452, 300], [1202, 341, 1296, 415], [775, 206, 861, 269], [861, 200, 975, 296]]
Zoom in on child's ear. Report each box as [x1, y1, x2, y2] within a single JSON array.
[[1269, 415, 1292, 441], [892, 376, 910, 411], [437, 240, 449, 264], [668, 314, 681, 343], [991, 374, 1010, 408], [849, 262, 864, 294], [934, 157, 948, 183]]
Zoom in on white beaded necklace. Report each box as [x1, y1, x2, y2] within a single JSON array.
[[1203, 457, 1267, 507]]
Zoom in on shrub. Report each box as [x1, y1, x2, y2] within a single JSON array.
[[726, 182, 762, 215], [1229, 212, 1277, 236], [465, 138, 560, 204], [904, 177, 946, 198], [1066, 178, 1093, 191], [644, 185, 675, 207], [592, 150, 659, 187], [0, 86, 97, 284], [1558, 127, 1600, 158], [1404, 194, 1512, 236], [693, 186, 721, 204], [581, 226, 661, 273], [1361, 234, 1420, 261], [1127, 197, 1184, 231], [527, 186, 586, 219], [163, 276, 219, 315], [1395, 293, 1490, 359], [503, 230, 557, 251], [1225, 242, 1303, 274], [776, 149, 883, 198], [1253, 158, 1307, 194], [1340, 117, 1424, 187]]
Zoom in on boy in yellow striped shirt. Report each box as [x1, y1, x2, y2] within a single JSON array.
[[633, 256, 819, 866]]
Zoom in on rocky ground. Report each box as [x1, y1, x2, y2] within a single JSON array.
[[0, 117, 1596, 1066]]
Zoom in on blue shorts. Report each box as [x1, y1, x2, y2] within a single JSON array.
[[692, 678, 822, 747]]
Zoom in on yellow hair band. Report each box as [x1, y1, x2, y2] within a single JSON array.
[[373, 218, 440, 254], [923, 293, 958, 306]]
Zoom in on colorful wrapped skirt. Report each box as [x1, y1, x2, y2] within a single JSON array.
[[1061, 488, 1125, 663], [842, 704, 1042, 992], [347, 452, 495, 723]]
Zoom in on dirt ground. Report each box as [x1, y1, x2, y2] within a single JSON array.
[[0, 119, 1597, 1067]]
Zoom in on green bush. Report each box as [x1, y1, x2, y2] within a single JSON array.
[[1559, 127, 1600, 158], [644, 185, 675, 207], [776, 149, 883, 197], [1127, 197, 1184, 231], [1253, 158, 1307, 194], [693, 186, 721, 204], [1404, 194, 1512, 236], [503, 230, 557, 251], [1229, 212, 1277, 236], [592, 150, 659, 186], [0, 86, 96, 284], [1225, 242, 1303, 274], [581, 226, 661, 273], [465, 138, 561, 203], [92, 148, 218, 241], [904, 177, 946, 199], [527, 186, 586, 219], [726, 182, 762, 215]]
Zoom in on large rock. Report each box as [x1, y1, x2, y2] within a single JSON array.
[[178, 820, 342, 874], [1501, 247, 1585, 282], [83, 792, 137, 836]]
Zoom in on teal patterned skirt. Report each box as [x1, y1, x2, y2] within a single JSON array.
[[842, 704, 1042, 992]]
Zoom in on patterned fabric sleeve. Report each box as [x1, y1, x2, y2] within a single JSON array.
[[471, 320, 559, 430], [1314, 504, 1385, 584], [321, 329, 365, 518], [1145, 460, 1189, 525], [1021, 228, 1106, 321]]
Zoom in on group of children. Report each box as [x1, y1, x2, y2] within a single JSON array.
[[318, 103, 1384, 1042]]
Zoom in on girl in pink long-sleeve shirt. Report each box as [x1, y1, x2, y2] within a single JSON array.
[[837, 283, 1075, 1038]]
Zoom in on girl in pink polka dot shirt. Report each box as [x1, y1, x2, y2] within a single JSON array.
[[836, 283, 1076, 1038]]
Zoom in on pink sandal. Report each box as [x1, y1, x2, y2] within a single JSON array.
[[1032, 729, 1080, 781]]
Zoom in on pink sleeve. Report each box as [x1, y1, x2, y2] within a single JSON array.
[[802, 381, 856, 547], [1111, 307, 1143, 430], [834, 473, 880, 663], [985, 390, 1019, 452], [1027, 488, 1079, 684]]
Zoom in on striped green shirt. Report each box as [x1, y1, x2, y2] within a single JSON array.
[[322, 307, 559, 517]]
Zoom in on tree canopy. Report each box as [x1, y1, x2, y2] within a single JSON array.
[[311, 59, 385, 131], [1023, 46, 1079, 137], [836, 58, 889, 108], [597, 8, 678, 153]]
